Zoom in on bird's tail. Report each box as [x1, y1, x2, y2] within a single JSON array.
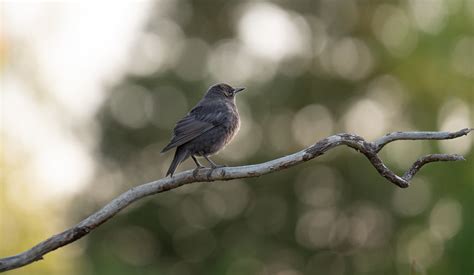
[[166, 147, 189, 177]]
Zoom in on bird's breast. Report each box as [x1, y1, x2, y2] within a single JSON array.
[[224, 106, 240, 144]]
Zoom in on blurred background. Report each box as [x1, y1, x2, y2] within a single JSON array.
[[1, 0, 473, 274]]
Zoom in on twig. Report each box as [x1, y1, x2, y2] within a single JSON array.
[[0, 129, 471, 272], [373, 128, 472, 152]]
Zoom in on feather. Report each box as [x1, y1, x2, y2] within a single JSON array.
[[161, 104, 227, 153]]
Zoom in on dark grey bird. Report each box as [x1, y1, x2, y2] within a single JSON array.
[[161, 83, 245, 176]]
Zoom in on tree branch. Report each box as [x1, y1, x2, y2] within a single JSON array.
[[373, 128, 472, 152], [0, 129, 471, 272]]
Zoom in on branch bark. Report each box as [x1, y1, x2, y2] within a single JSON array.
[[0, 128, 471, 272]]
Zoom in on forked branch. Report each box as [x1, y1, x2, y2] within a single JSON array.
[[0, 128, 471, 272]]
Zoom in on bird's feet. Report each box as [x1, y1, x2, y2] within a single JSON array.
[[205, 164, 227, 179], [193, 165, 205, 177], [203, 156, 226, 170], [211, 164, 227, 169]]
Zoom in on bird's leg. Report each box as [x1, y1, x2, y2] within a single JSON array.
[[203, 156, 226, 169], [192, 156, 206, 177], [192, 156, 205, 168]]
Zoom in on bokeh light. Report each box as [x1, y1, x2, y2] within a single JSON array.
[[292, 104, 334, 146], [372, 4, 418, 57], [109, 84, 153, 129], [429, 198, 463, 240], [2, 1, 472, 275], [343, 98, 388, 140], [238, 3, 310, 62], [451, 36, 474, 78], [392, 178, 432, 217], [437, 98, 472, 154], [408, 0, 448, 34], [329, 37, 374, 80]]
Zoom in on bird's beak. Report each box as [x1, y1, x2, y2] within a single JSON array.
[[233, 87, 245, 94]]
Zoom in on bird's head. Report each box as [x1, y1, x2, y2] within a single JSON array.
[[204, 83, 245, 101]]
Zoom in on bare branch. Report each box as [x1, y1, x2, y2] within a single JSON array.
[[403, 154, 465, 181], [0, 129, 471, 272], [373, 128, 472, 152]]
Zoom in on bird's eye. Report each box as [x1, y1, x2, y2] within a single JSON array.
[[224, 91, 233, 97]]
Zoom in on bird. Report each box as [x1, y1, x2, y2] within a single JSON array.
[[161, 83, 245, 177]]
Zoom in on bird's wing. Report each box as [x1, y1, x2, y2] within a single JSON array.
[[161, 105, 226, 153]]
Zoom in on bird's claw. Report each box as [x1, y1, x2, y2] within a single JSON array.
[[205, 164, 226, 180], [193, 166, 205, 177], [206, 169, 213, 180]]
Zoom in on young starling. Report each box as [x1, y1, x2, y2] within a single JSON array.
[[161, 83, 245, 176]]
